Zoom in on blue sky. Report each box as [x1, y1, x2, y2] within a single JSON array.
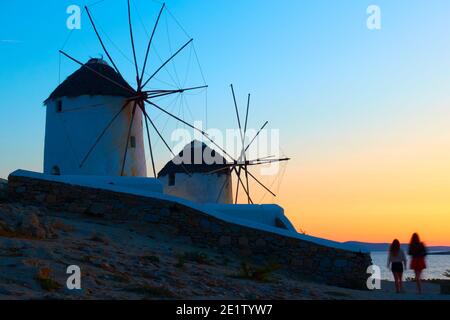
[[1, 0, 450, 177], [1, 0, 450, 243]]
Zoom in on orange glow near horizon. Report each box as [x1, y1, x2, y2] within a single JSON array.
[[249, 127, 450, 247]]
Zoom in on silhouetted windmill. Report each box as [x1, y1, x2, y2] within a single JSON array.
[[210, 85, 290, 204], [59, 1, 225, 177]]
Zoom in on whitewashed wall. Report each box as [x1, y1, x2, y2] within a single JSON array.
[[44, 95, 146, 177], [159, 172, 233, 204], [204, 204, 297, 232]]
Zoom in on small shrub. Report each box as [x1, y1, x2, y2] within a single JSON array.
[[0, 225, 32, 240], [179, 251, 212, 265], [141, 255, 160, 264], [82, 255, 94, 263], [443, 270, 450, 278], [23, 258, 41, 267], [324, 290, 350, 297], [109, 272, 131, 283], [35, 267, 62, 292], [89, 233, 109, 244], [235, 262, 281, 282], [1, 247, 23, 257], [126, 284, 176, 298], [97, 262, 130, 283], [0, 221, 10, 232], [52, 220, 75, 233], [221, 256, 231, 266], [99, 262, 115, 272], [175, 255, 186, 268]]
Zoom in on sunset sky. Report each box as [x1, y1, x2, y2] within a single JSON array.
[[0, 0, 449, 245]]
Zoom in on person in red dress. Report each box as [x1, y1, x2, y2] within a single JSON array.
[[408, 233, 427, 294]]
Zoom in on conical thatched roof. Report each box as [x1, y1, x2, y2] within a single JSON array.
[[45, 58, 134, 102], [158, 140, 230, 177]]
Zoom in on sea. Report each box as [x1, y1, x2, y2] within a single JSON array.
[[371, 251, 450, 280]]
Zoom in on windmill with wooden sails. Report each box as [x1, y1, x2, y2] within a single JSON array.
[[44, 1, 214, 178]]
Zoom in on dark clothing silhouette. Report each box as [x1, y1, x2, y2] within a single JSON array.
[[408, 242, 427, 271], [408, 242, 427, 257]]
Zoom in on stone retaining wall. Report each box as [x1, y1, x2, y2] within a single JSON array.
[[0, 179, 7, 201], [7, 174, 372, 289]]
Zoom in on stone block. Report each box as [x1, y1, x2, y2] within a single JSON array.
[[68, 202, 89, 214], [238, 237, 249, 247], [45, 195, 57, 204], [34, 194, 46, 203], [219, 236, 231, 246], [88, 203, 110, 217], [199, 219, 211, 230], [15, 187, 26, 194], [334, 259, 348, 268], [158, 207, 171, 217], [290, 258, 304, 267], [319, 257, 332, 269], [255, 238, 266, 247], [144, 214, 160, 223]]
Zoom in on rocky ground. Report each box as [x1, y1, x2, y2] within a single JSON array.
[[0, 181, 448, 300]]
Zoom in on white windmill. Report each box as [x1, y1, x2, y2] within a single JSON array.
[[157, 85, 290, 205], [44, 2, 212, 177]]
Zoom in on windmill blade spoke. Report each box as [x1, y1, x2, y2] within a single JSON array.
[[84, 6, 122, 77], [141, 110, 175, 157], [244, 165, 251, 204], [140, 3, 165, 84], [252, 155, 275, 161], [127, 0, 140, 83], [215, 174, 230, 203], [234, 166, 241, 204], [139, 102, 157, 178], [121, 103, 138, 176], [144, 85, 208, 99], [233, 167, 253, 204], [144, 99, 236, 162], [59, 50, 135, 95], [247, 157, 290, 165], [141, 107, 191, 176], [244, 121, 269, 153], [243, 94, 251, 204], [243, 93, 250, 137], [231, 84, 243, 140], [245, 168, 276, 197], [142, 38, 194, 89], [79, 100, 130, 168], [230, 84, 247, 163]]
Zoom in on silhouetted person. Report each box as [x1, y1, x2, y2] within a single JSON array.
[[387, 239, 406, 293], [408, 233, 427, 294]]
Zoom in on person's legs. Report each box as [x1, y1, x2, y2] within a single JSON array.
[[398, 272, 403, 292], [414, 270, 422, 294], [393, 273, 400, 293]]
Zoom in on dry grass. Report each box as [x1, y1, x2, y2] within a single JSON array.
[[176, 251, 213, 266], [234, 262, 281, 282], [0, 229, 36, 240], [140, 255, 160, 264], [0, 247, 24, 257], [51, 220, 75, 233], [89, 233, 109, 244]]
